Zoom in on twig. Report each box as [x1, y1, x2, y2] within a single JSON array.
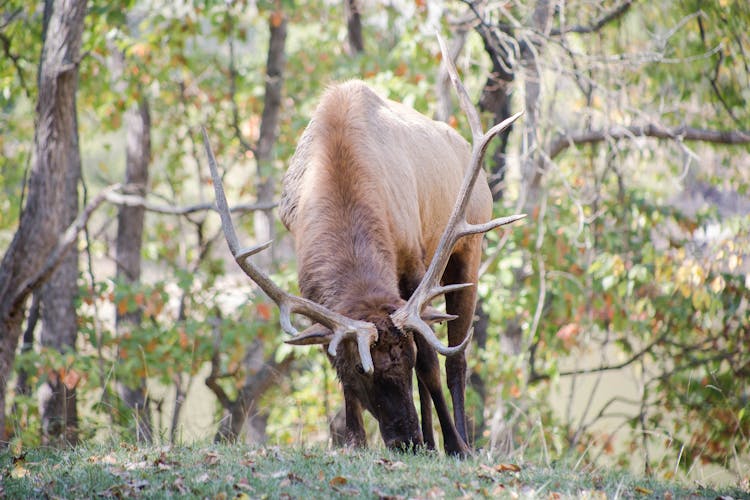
[[104, 190, 276, 215], [550, 0, 634, 36], [11, 184, 121, 312]]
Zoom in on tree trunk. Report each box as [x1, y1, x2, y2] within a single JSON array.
[[229, 10, 288, 441], [476, 23, 515, 202], [252, 11, 287, 266], [0, 0, 87, 443], [115, 97, 152, 443], [520, 0, 553, 213], [39, 104, 82, 445], [344, 0, 364, 55]]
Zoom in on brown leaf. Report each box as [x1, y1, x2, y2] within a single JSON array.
[[375, 458, 407, 471], [234, 477, 252, 491], [203, 451, 220, 466], [495, 463, 521, 473], [172, 476, 188, 494], [330, 475, 347, 486], [634, 485, 653, 495], [372, 488, 404, 500], [11, 462, 29, 479]]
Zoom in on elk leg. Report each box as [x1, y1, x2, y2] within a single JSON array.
[[343, 388, 367, 448], [443, 241, 482, 445], [414, 335, 470, 455], [416, 378, 435, 450]]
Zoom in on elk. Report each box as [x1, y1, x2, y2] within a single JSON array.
[[204, 37, 524, 455]]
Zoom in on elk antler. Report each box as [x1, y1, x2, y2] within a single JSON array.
[[389, 34, 526, 356], [202, 128, 379, 374]]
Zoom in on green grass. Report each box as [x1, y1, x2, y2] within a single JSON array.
[[0, 443, 746, 499]]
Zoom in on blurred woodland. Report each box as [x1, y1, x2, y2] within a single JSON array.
[[0, 0, 748, 488]]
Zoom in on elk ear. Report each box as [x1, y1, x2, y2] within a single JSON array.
[[420, 306, 458, 325], [285, 324, 333, 345]]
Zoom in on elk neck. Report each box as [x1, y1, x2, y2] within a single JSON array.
[[295, 129, 402, 321]]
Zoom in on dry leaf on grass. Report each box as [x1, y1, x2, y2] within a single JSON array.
[[328, 475, 359, 495], [372, 487, 405, 500], [203, 451, 220, 466], [495, 463, 522, 473], [375, 458, 407, 470], [634, 485, 653, 495]]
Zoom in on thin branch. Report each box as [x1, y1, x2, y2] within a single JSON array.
[[559, 333, 667, 377], [551, 0, 634, 36], [548, 124, 750, 160], [228, 34, 255, 155], [206, 316, 233, 410], [0, 31, 30, 99], [104, 190, 276, 215], [533, 332, 668, 381], [10, 184, 120, 312]]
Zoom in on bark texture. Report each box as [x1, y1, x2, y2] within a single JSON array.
[[115, 97, 152, 443], [0, 0, 87, 443], [39, 104, 81, 445], [253, 12, 287, 265]]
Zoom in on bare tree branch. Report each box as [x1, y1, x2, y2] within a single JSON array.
[[10, 184, 121, 313], [548, 124, 750, 160], [530, 332, 669, 382], [550, 0, 634, 36], [104, 190, 276, 215]]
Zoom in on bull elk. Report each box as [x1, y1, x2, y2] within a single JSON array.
[[203, 36, 524, 455]]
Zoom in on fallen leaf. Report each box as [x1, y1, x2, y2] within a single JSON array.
[[634, 485, 653, 495], [375, 458, 407, 470], [125, 460, 148, 470], [372, 488, 405, 500], [11, 462, 29, 479], [154, 450, 178, 470], [234, 477, 252, 491], [424, 486, 445, 498], [330, 476, 348, 487], [495, 463, 521, 473], [204, 451, 220, 466], [172, 476, 188, 494]]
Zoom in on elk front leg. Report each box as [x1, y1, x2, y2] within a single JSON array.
[[416, 378, 436, 450], [343, 387, 367, 448], [414, 335, 470, 456], [443, 242, 482, 445]]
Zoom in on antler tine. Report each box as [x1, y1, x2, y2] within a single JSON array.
[[202, 128, 378, 374], [436, 33, 483, 142], [390, 36, 525, 355]]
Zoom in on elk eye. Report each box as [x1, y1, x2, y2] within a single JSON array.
[[355, 364, 365, 375]]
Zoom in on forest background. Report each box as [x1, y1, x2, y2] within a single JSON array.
[[0, 0, 748, 490]]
